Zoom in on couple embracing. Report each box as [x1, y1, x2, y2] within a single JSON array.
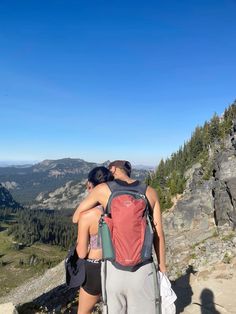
[[72, 160, 167, 314]]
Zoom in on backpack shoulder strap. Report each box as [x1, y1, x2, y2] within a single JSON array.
[[106, 181, 120, 192], [135, 182, 147, 195], [106, 180, 147, 194]]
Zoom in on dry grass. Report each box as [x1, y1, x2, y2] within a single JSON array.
[[0, 227, 66, 297]]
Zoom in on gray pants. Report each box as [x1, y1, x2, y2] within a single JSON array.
[[101, 261, 161, 314]]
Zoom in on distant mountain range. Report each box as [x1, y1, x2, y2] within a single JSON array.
[[0, 158, 150, 210], [0, 161, 36, 167], [133, 164, 155, 171]]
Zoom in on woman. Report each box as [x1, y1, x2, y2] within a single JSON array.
[[76, 166, 113, 314]]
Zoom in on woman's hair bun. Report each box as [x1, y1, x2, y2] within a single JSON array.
[[87, 166, 113, 187]]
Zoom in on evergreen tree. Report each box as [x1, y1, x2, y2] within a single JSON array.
[[148, 102, 236, 210]]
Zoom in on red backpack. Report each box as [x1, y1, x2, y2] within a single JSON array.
[[99, 180, 154, 271]]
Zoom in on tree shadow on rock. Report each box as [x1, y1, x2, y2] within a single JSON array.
[[172, 265, 196, 314], [16, 284, 103, 314], [16, 284, 78, 314]]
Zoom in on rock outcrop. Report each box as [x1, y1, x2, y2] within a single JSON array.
[[163, 121, 236, 281], [213, 139, 236, 227], [0, 184, 22, 209], [31, 180, 87, 210]]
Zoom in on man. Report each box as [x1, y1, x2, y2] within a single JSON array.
[[73, 160, 166, 314]]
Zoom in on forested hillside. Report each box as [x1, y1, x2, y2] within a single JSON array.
[[0, 184, 76, 249], [0, 207, 76, 249], [147, 101, 236, 210]]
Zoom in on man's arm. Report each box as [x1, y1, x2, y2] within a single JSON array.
[[147, 186, 167, 273], [72, 188, 99, 223], [72, 183, 108, 223]]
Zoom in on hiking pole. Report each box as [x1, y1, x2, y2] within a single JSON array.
[[152, 262, 162, 314], [101, 260, 108, 314]]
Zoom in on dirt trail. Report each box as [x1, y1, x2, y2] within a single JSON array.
[[174, 261, 236, 314]]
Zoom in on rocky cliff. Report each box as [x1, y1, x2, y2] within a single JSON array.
[[31, 180, 87, 210], [164, 120, 236, 280]]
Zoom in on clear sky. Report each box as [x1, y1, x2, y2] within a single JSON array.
[[0, 0, 236, 166]]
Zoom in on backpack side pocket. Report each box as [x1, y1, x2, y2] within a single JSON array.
[[99, 215, 115, 260]]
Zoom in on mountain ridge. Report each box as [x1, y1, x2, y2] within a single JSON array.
[[0, 158, 150, 210]]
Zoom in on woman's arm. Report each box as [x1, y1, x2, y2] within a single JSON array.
[[76, 213, 90, 259]]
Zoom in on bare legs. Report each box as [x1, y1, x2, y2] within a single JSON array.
[[77, 287, 100, 314]]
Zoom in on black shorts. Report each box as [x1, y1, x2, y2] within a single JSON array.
[[82, 259, 102, 295]]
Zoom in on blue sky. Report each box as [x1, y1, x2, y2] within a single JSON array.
[[0, 0, 236, 166]]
